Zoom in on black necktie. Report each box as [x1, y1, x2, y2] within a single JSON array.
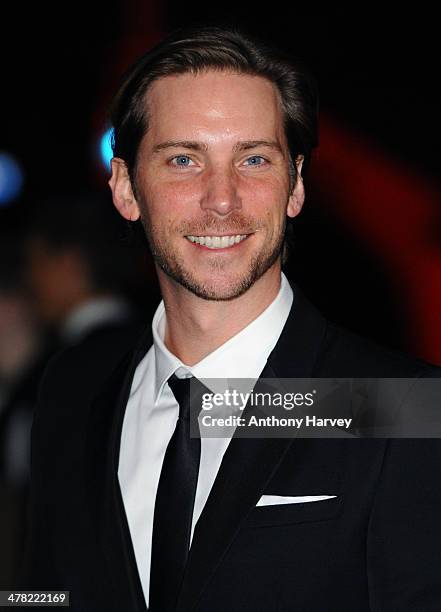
[[149, 374, 201, 612]]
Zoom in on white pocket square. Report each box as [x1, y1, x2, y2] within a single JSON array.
[[256, 495, 337, 506]]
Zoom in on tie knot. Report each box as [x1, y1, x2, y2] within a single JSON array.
[[168, 374, 192, 420]]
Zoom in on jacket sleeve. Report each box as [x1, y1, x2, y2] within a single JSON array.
[[367, 438, 441, 610], [15, 360, 62, 590]]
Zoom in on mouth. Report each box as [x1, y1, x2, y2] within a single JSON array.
[[185, 234, 250, 250]]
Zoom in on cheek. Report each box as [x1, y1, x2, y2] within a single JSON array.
[[243, 173, 289, 205], [246, 181, 289, 227], [265, 208, 287, 240], [140, 178, 200, 224]]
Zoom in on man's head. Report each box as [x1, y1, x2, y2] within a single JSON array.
[[26, 194, 139, 325], [109, 27, 318, 301]]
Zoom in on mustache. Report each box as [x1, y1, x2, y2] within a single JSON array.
[[177, 213, 263, 235]]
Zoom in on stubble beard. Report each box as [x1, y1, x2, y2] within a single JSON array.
[[140, 214, 287, 302]]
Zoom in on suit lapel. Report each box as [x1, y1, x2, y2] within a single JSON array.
[[84, 285, 328, 612], [265, 285, 329, 379], [85, 327, 153, 612], [177, 286, 329, 611]]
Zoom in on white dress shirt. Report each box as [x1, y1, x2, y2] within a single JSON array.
[[118, 273, 293, 607]]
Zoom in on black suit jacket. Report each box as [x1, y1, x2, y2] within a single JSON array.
[[19, 287, 441, 611]]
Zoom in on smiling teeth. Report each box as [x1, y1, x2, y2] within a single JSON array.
[[186, 234, 248, 249]]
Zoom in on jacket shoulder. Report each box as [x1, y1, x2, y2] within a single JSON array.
[[317, 322, 441, 377], [36, 323, 150, 421]]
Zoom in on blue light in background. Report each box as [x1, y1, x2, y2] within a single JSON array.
[[0, 152, 24, 206], [100, 127, 114, 171]]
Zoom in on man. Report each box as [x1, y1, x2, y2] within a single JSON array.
[[0, 194, 145, 490], [20, 27, 441, 611], [0, 194, 145, 586]]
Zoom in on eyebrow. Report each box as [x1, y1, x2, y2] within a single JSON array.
[[233, 140, 283, 153], [152, 140, 208, 153], [152, 139, 283, 154]]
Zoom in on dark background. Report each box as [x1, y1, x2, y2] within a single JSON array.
[[2, 2, 440, 357]]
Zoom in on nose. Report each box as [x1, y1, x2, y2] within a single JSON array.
[[199, 167, 242, 216]]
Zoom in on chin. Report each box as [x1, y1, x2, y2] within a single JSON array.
[[171, 264, 272, 301], [176, 273, 245, 301], [156, 242, 283, 302]]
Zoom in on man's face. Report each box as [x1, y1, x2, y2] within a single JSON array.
[[112, 70, 304, 300]]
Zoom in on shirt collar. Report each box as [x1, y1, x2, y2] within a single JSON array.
[[152, 272, 293, 403]]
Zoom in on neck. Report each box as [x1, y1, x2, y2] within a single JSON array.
[[159, 266, 282, 365]]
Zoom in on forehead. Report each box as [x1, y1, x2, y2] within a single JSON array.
[[143, 70, 285, 144]]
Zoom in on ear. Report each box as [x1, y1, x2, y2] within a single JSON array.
[[287, 155, 305, 219], [108, 158, 140, 221]]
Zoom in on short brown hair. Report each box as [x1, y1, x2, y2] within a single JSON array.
[[110, 26, 319, 189]]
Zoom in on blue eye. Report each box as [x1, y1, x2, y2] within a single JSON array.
[[173, 155, 192, 167], [245, 156, 266, 166]]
